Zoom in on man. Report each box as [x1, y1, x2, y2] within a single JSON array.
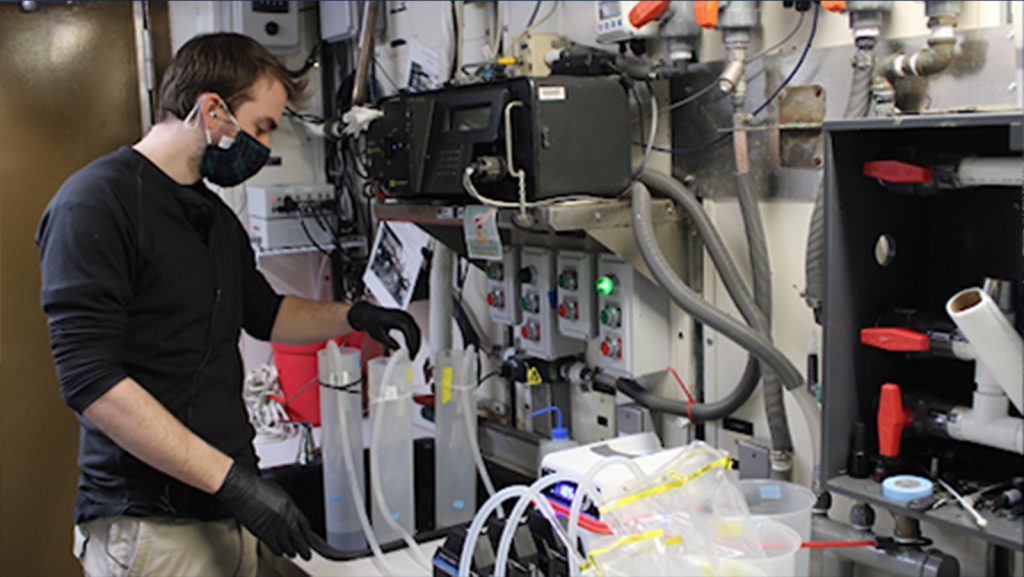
[[36, 33, 419, 576]]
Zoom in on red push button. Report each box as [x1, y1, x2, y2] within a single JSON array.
[[863, 160, 934, 184], [860, 327, 929, 352], [487, 293, 496, 306]]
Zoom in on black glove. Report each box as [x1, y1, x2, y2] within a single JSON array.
[[214, 462, 313, 560], [347, 301, 422, 356]]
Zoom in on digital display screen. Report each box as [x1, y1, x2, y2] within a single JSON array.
[[599, 1, 621, 20], [449, 106, 491, 132]]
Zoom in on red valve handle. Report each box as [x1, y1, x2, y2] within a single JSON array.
[[860, 327, 929, 352], [695, 0, 720, 29], [877, 383, 914, 458], [822, 1, 848, 13], [629, 0, 672, 28], [863, 160, 934, 184]]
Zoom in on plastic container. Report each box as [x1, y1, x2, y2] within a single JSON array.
[[722, 518, 801, 577], [434, 348, 477, 528], [368, 355, 416, 544], [739, 479, 816, 577], [318, 343, 366, 551], [273, 331, 381, 425], [529, 406, 579, 474]]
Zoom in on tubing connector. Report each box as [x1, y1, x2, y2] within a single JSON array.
[[872, 8, 958, 114], [769, 450, 793, 481]]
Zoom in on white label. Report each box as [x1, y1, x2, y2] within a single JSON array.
[[538, 86, 566, 101]]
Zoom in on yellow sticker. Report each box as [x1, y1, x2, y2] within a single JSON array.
[[599, 456, 732, 514], [716, 521, 743, 538], [441, 367, 453, 404], [407, 369, 414, 383], [525, 366, 543, 386]]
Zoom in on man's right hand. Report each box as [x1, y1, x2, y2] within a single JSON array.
[[214, 461, 313, 560]]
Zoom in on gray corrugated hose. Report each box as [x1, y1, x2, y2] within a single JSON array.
[[631, 179, 805, 394]]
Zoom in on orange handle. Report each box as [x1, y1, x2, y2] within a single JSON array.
[[629, 0, 672, 28], [822, 1, 847, 13], [694, 0, 720, 29]]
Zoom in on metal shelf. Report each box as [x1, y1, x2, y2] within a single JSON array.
[[826, 475, 1024, 552]]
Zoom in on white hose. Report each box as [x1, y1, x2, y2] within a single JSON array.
[[458, 486, 534, 577], [460, 346, 498, 498], [336, 370, 405, 577], [567, 457, 647, 577], [494, 473, 591, 577], [370, 350, 432, 570]]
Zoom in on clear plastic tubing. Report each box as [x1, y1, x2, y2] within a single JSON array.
[[369, 351, 431, 569], [460, 346, 497, 498], [567, 457, 647, 577], [335, 348, 404, 577], [317, 343, 366, 551], [494, 473, 590, 577], [458, 486, 534, 577], [435, 348, 478, 527]]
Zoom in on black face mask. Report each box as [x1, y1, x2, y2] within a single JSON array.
[[188, 98, 271, 187]]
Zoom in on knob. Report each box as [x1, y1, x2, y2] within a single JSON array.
[[558, 270, 578, 290], [486, 262, 504, 281], [599, 305, 621, 328], [264, 21, 280, 36], [600, 337, 622, 358], [487, 290, 504, 309], [520, 293, 540, 313]]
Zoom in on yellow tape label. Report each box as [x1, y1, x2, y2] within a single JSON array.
[[580, 529, 664, 573], [599, 456, 732, 514], [526, 366, 543, 386], [441, 367, 453, 404]]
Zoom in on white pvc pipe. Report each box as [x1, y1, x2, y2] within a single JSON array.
[[946, 364, 1024, 454], [369, 351, 432, 570], [957, 157, 1023, 188], [430, 242, 454, 357], [947, 287, 1023, 413]]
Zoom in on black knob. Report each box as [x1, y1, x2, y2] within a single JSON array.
[[265, 21, 280, 36]]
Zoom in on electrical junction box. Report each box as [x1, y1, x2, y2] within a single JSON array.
[[233, 1, 299, 54], [484, 247, 520, 326], [596, 1, 660, 43], [319, 1, 357, 43], [516, 247, 586, 361], [616, 402, 653, 436], [247, 184, 336, 251], [595, 255, 670, 378], [556, 251, 597, 340]]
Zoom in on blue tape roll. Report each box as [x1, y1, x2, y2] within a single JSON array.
[[883, 475, 934, 503]]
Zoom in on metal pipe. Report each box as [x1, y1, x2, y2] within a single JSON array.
[[429, 242, 454, 357], [812, 515, 960, 577], [352, 0, 380, 105]]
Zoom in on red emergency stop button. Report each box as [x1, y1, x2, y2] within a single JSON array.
[[863, 160, 934, 184], [860, 327, 929, 352]]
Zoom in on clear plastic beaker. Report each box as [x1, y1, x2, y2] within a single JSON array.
[[738, 480, 815, 576]]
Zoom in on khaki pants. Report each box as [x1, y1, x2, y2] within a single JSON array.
[[73, 516, 259, 577]]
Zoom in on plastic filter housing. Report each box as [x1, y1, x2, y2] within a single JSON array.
[[318, 343, 366, 551], [434, 349, 477, 527], [739, 480, 816, 577], [368, 356, 416, 544]]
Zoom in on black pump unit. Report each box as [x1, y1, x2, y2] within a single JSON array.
[[366, 76, 631, 201]]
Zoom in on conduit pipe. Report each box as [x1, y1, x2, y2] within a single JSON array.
[[430, 242, 455, 356], [872, 1, 961, 113]]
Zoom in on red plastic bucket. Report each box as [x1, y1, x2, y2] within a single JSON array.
[[271, 331, 382, 425]]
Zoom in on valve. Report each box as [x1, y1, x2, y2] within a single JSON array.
[[877, 383, 914, 458], [629, 0, 672, 28], [863, 160, 934, 184], [694, 0, 720, 29], [860, 327, 929, 352], [821, 1, 847, 13]]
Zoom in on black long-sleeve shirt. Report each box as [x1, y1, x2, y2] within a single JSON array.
[[36, 147, 283, 523]]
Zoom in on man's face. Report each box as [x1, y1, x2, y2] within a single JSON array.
[[230, 75, 287, 148]]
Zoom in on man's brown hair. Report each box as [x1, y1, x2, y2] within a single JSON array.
[[157, 33, 305, 122]]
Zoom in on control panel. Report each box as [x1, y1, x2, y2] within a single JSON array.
[[233, 1, 300, 54], [247, 184, 336, 251], [596, 255, 670, 378], [248, 184, 335, 219], [517, 248, 586, 361], [485, 248, 521, 326], [556, 251, 597, 340]]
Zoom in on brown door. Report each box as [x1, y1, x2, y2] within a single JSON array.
[[0, 3, 165, 575]]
